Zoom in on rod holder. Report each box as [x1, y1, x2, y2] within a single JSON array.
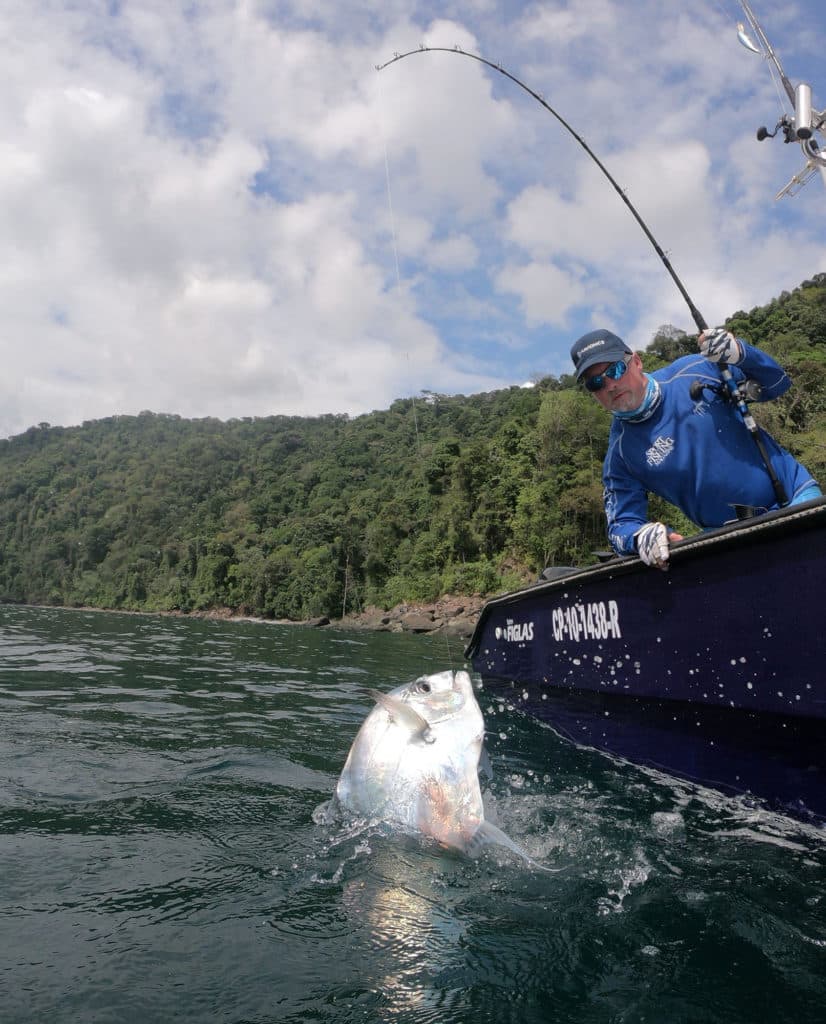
[[795, 83, 813, 140]]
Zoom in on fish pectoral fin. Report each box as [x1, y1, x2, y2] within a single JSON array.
[[466, 821, 557, 873], [367, 689, 435, 743]]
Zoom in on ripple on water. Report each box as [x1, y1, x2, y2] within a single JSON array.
[[1, 607, 825, 1024]]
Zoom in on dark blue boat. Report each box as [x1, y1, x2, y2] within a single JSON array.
[[465, 497, 826, 824]]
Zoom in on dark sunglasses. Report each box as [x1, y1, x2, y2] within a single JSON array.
[[584, 360, 628, 393]]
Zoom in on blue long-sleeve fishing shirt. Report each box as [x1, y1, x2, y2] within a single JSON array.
[[604, 342, 818, 555]]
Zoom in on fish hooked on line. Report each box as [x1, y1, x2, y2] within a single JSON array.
[[326, 669, 548, 868]]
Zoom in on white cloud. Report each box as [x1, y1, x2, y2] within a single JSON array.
[[518, 0, 616, 46], [0, 0, 824, 437], [495, 260, 586, 326]]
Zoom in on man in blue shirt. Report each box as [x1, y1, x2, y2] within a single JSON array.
[[571, 327, 821, 569]]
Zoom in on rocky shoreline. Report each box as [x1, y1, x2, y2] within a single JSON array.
[[183, 594, 487, 638], [332, 595, 487, 638], [38, 594, 488, 639]]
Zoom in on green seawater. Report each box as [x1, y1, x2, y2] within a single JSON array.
[[0, 604, 823, 1023]]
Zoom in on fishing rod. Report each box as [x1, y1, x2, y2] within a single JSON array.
[[378, 45, 707, 335], [737, 0, 795, 105], [377, 45, 789, 507]]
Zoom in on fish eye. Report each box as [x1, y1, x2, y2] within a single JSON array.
[[416, 680, 432, 693]]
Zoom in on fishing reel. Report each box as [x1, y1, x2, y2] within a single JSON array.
[[757, 84, 815, 143], [689, 377, 763, 405], [756, 115, 798, 144]]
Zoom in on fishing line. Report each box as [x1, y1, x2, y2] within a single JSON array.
[[382, 139, 403, 308], [378, 102, 424, 465], [764, 52, 793, 115], [715, 0, 784, 110], [382, 125, 461, 670]]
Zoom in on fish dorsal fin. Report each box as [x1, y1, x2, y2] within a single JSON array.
[[367, 689, 435, 744]]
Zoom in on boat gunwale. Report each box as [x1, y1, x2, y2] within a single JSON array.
[[464, 496, 826, 660]]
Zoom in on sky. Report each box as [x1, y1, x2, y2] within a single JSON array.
[[2, 0, 826, 438]]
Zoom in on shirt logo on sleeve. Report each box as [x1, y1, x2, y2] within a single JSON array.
[[646, 435, 675, 467]]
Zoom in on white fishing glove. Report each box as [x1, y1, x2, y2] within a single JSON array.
[[634, 521, 672, 570], [699, 328, 743, 365]]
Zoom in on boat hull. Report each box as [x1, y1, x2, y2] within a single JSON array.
[[465, 499, 826, 822]]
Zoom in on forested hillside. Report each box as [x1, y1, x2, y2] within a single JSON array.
[[3, 275, 826, 620]]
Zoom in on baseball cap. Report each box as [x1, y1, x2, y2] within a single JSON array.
[[570, 329, 632, 380]]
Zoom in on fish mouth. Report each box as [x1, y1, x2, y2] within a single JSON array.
[[424, 690, 466, 721]]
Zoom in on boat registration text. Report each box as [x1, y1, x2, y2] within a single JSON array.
[[551, 600, 621, 642]]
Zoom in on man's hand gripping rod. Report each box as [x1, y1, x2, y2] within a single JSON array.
[[690, 328, 789, 507]]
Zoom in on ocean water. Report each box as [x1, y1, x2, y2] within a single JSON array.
[[0, 604, 823, 1024]]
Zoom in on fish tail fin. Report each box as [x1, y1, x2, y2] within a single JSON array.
[[466, 821, 556, 873]]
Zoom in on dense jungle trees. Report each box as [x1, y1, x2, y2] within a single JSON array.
[[2, 275, 826, 619]]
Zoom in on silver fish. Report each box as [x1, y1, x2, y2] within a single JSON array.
[[334, 669, 531, 860]]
